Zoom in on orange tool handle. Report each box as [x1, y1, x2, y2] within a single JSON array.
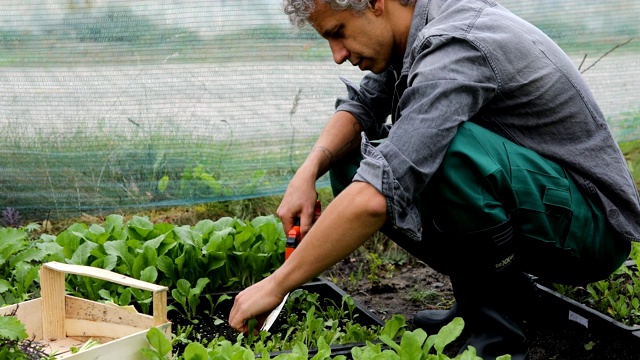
[[284, 200, 321, 261], [284, 225, 299, 260]]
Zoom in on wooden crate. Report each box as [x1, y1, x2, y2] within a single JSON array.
[[0, 262, 171, 359]]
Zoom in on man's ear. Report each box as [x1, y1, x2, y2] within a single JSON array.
[[369, 0, 384, 16]]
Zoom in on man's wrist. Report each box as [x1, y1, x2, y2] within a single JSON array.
[[299, 146, 335, 179], [310, 145, 336, 165]]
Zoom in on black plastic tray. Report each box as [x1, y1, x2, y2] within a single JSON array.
[[297, 278, 384, 327], [259, 278, 385, 358], [535, 282, 640, 338]]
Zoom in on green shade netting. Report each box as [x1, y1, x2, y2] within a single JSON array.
[[0, 0, 638, 219]]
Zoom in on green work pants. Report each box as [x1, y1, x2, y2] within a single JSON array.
[[330, 122, 630, 285]]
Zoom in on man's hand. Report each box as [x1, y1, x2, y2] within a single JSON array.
[[277, 111, 363, 238], [228, 275, 286, 333], [276, 174, 319, 239]]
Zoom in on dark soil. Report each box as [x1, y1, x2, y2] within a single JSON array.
[[169, 309, 237, 354], [323, 246, 640, 359]]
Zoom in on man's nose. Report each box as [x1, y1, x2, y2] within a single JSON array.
[[329, 40, 349, 64]]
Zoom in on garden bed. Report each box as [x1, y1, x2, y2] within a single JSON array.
[[5, 206, 640, 359]]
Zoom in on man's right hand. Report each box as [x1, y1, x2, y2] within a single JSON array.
[[276, 173, 319, 239], [277, 110, 363, 238]]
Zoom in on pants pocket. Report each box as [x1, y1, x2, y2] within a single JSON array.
[[511, 168, 573, 250]]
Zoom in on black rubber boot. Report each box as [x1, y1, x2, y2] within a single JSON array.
[[430, 266, 532, 360], [411, 218, 516, 330], [414, 275, 530, 359], [413, 302, 459, 334], [460, 306, 529, 360], [415, 218, 531, 360]]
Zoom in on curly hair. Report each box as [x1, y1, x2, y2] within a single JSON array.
[[283, 0, 416, 28]]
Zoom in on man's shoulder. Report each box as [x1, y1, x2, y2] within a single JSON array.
[[422, 0, 532, 37], [410, 0, 550, 62]]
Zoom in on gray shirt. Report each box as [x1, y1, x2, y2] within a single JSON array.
[[335, 0, 640, 242]]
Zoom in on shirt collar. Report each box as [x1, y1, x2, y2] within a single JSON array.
[[401, 0, 430, 75]]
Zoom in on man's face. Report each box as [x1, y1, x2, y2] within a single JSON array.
[[308, 0, 394, 74]]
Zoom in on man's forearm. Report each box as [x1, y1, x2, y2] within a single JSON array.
[[299, 111, 363, 180], [271, 181, 387, 293]]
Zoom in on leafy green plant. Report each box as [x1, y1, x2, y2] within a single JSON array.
[[0, 227, 62, 306], [0, 313, 29, 358], [351, 317, 511, 360], [156, 215, 285, 293], [365, 252, 384, 287], [205, 293, 232, 325], [0, 311, 54, 360], [341, 295, 358, 321], [243, 291, 392, 353], [165, 286, 398, 357], [381, 244, 409, 267], [179, 163, 232, 199], [144, 315, 493, 360], [348, 263, 365, 290], [168, 278, 211, 323], [405, 288, 440, 304], [0, 213, 286, 311], [171, 324, 194, 351], [141, 327, 173, 360], [176, 336, 340, 360], [143, 314, 391, 360]]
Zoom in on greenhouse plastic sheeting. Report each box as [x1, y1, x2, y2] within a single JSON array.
[[0, 0, 638, 219]]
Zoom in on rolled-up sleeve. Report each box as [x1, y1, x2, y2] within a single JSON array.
[[353, 134, 424, 240], [335, 70, 396, 140]]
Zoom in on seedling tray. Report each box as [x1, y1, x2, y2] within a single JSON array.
[[168, 277, 384, 358], [263, 278, 385, 358], [301, 277, 384, 327], [0, 262, 171, 359], [535, 282, 640, 338]]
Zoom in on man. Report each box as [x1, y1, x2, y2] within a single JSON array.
[[229, 0, 640, 358]]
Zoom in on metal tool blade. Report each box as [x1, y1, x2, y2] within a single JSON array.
[[260, 292, 289, 332]]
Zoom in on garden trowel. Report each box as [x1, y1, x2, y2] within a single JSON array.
[[261, 201, 321, 332]]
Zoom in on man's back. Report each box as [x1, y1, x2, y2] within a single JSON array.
[[402, 0, 640, 241]]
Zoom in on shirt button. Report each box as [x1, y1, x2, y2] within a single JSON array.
[[608, 209, 620, 219]]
